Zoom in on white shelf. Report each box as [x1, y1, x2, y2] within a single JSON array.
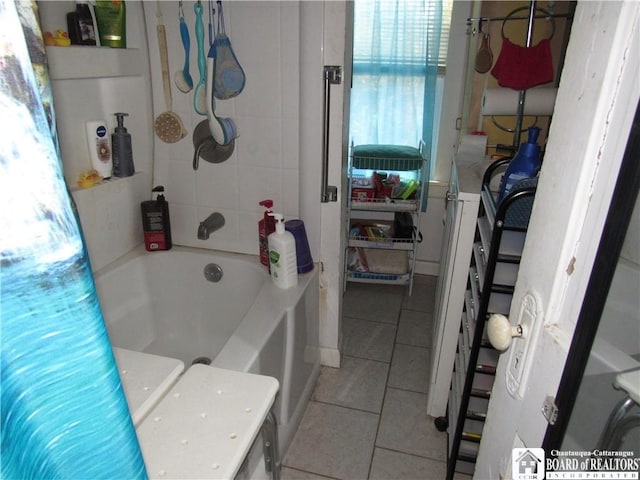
[[346, 271, 410, 286], [348, 237, 415, 250], [46, 46, 144, 80], [345, 143, 428, 295], [350, 198, 418, 212]]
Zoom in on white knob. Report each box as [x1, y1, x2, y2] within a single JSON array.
[[487, 314, 523, 351]]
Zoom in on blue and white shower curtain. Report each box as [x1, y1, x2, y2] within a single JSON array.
[[0, 2, 146, 478]]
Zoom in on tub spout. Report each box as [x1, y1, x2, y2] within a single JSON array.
[[198, 212, 225, 240]]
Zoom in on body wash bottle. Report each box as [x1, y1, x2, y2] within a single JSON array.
[[268, 213, 298, 289], [94, 0, 126, 48], [112, 112, 134, 177], [85, 120, 112, 178]]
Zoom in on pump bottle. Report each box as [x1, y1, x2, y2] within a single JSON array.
[[258, 199, 275, 270], [498, 127, 542, 201], [268, 213, 298, 289], [112, 112, 135, 177], [141, 186, 172, 251]]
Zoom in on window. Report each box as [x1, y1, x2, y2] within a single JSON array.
[[349, 0, 453, 162]]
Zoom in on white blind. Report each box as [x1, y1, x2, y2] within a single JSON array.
[[353, 0, 454, 70]]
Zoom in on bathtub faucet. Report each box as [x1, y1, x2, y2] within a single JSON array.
[[197, 212, 225, 240]]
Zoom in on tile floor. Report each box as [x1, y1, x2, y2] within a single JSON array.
[[281, 275, 458, 480]]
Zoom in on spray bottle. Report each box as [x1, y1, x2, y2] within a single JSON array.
[[498, 127, 542, 201], [258, 199, 275, 270]]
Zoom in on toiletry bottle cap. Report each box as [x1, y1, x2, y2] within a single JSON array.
[[270, 213, 285, 233], [114, 112, 129, 131], [527, 126, 540, 144], [152, 185, 165, 201], [259, 199, 274, 209]]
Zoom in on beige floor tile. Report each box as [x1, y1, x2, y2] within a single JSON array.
[[284, 401, 379, 480], [369, 447, 447, 480], [312, 357, 389, 413], [342, 316, 396, 363], [402, 275, 437, 313], [388, 343, 430, 393], [396, 309, 433, 347], [343, 283, 404, 324], [281, 466, 338, 479], [376, 388, 447, 461]]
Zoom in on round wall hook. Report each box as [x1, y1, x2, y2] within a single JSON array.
[[192, 120, 235, 170]]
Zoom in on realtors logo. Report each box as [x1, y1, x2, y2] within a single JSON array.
[[512, 448, 545, 480]]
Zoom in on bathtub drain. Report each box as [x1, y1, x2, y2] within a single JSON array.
[[192, 356, 212, 366]]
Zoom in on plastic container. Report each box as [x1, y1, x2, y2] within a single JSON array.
[[268, 213, 298, 289], [498, 127, 542, 201], [112, 112, 134, 177], [85, 120, 112, 178], [94, 0, 126, 48], [258, 200, 275, 270], [285, 219, 313, 273], [67, 1, 97, 46], [141, 186, 172, 251]]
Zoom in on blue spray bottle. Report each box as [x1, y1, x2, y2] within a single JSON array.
[[498, 127, 542, 201]]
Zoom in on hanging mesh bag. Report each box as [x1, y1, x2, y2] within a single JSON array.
[[213, 0, 245, 99]]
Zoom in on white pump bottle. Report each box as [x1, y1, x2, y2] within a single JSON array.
[[268, 213, 298, 289]]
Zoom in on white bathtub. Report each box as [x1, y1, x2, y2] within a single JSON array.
[[94, 245, 320, 455]]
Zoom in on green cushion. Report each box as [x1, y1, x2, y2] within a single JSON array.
[[353, 144, 423, 170]]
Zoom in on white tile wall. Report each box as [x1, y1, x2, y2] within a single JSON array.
[[144, 1, 301, 256]]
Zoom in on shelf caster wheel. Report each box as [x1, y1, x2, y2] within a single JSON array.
[[434, 416, 448, 432]]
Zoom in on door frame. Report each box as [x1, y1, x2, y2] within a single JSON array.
[[542, 101, 640, 450]]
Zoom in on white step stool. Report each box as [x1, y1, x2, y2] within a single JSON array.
[[114, 348, 280, 480]]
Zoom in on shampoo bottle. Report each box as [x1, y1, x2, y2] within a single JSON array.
[[112, 112, 135, 177], [67, 1, 97, 46], [498, 127, 542, 201], [94, 0, 126, 48], [268, 213, 298, 289], [85, 120, 112, 178], [141, 186, 172, 251], [258, 199, 275, 270]]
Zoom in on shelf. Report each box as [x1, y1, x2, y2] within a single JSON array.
[[352, 146, 425, 171], [346, 271, 410, 285], [348, 236, 415, 250], [46, 46, 145, 80], [350, 198, 419, 212], [477, 215, 526, 261], [345, 143, 428, 296]]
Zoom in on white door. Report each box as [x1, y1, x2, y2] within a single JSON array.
[[475, 2, 640, 478]]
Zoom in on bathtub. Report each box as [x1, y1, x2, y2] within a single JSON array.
[[94, 244, 320, 455]]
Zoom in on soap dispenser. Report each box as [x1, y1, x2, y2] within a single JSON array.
[[112, 112, 135, 177], [268, 213, 298, 289], [498, 127, 542, 201]]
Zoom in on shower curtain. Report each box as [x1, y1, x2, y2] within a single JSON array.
[[0, 2, 146, 478]]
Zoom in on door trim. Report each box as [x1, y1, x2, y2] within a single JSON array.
[[542, 100, 640, 449]]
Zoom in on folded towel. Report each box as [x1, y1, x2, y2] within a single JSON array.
[[491, 38, 554, 90]]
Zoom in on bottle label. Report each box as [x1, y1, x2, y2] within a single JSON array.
[[96, 138, 111, 163], [144, 231, 168, 251], [269, 250, 281, 267]]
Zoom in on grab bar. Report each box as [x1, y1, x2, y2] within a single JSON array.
[[321, 65, 342, 203]]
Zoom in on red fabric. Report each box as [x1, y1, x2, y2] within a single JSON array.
[[491, 38, 554, 90]]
